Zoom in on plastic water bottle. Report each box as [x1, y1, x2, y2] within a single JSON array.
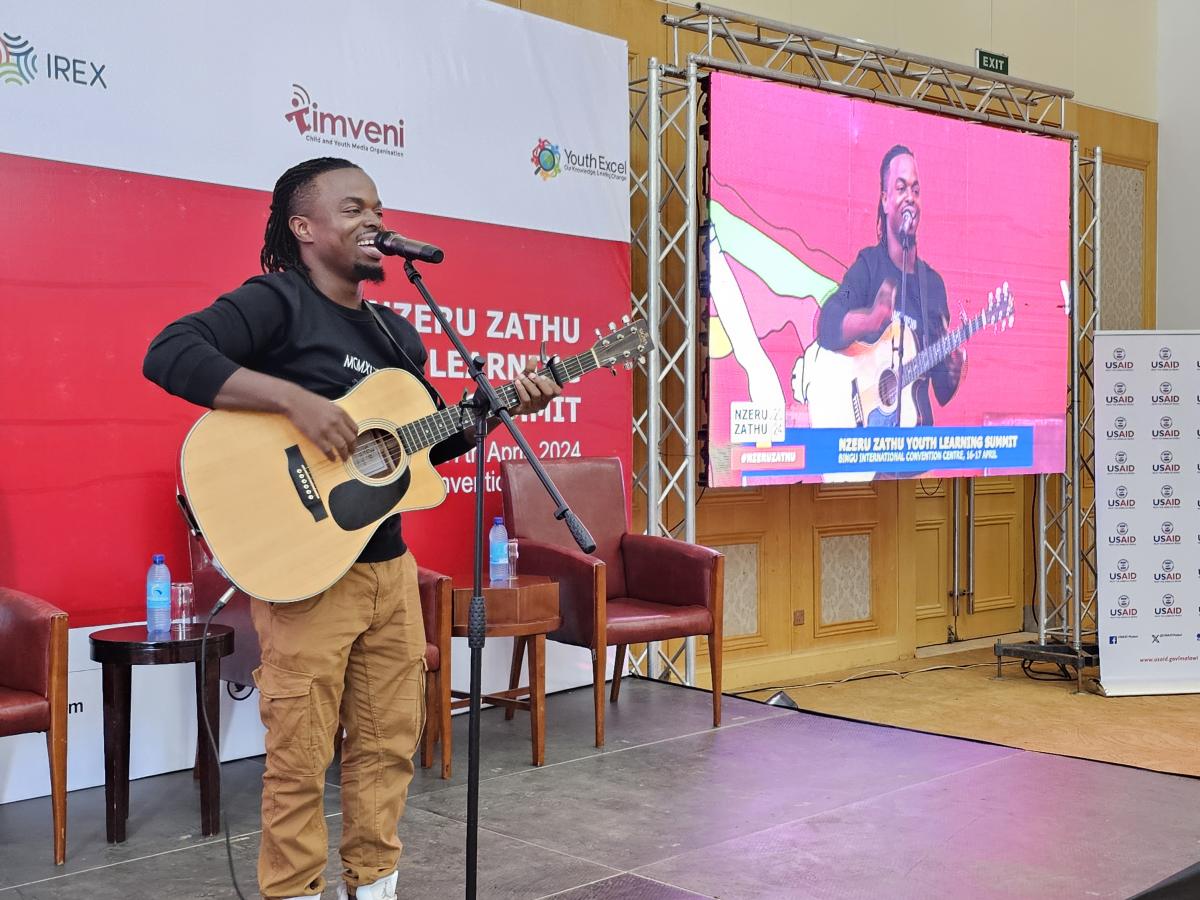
[[488, 517, 510, 582], [146, 554, 171, 639]]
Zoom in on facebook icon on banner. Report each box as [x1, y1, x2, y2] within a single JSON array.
[[1109, 636, 1118, 644]]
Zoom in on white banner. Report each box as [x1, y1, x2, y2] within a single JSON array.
[[1094, 331, 1200, 695], [0, 0, 629, 242]]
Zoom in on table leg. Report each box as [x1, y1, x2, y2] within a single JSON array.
[[530, 634, 546, 766], [101, 662, 131, 843], [506, 636, 526, 722], [194, 647, 222, 837]]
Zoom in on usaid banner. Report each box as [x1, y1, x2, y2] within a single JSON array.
[[1095, 331, 1200, 696], [0, 0, 628, 802]]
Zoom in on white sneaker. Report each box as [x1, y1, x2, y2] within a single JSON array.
[[336, 870, 398, 900]]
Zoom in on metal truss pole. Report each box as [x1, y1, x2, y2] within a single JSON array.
[[628, 58, 701, 684], [997, 144, 1100, 683]]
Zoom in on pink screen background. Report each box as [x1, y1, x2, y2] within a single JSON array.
[[706, 72, 1070, 483]]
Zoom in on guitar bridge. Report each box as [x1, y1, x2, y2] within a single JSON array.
[[285, 445, 328, 522], [851, 380, 865, 427]]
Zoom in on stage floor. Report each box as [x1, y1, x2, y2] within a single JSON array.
[[1, 679, 1197, 899]]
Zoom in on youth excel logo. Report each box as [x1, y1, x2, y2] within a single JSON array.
[[0, 31, 37, 86], [283, 83, 405, 157], [531, 138, 562, 180]]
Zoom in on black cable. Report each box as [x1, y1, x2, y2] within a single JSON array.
[[1029, 475, 1039, 626], [733, 659, 1021, 697], [1020, 657, 1074, 681], [199, 603, 248, 900]]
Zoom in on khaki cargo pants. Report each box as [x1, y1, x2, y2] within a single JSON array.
[[250, 552, 426, 900]]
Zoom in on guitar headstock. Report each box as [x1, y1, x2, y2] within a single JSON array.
[[984, 282, 1016, 333], [592, 317, 652, 370]]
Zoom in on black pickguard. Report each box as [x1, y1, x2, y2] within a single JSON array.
[[327, 470, 412, 531]]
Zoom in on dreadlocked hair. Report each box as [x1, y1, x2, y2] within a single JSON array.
[[260, 157, 360, 274], [876, 143, 914, 245]]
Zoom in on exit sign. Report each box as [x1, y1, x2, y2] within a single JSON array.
[[976, 49, 1009, 75]]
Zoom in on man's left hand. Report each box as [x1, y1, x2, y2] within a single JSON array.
[[512, 359, 562, 415]]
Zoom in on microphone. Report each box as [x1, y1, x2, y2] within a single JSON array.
[[899, 207, 916, 248], [373, 231, 445, 264]]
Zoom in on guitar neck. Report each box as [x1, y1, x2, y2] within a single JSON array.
[[398, 348, 599, 453], [904, 312, 985, 387]]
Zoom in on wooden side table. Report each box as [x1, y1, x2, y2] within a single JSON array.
[[450, 575, 560, 766], [88, 624, 234, 842]]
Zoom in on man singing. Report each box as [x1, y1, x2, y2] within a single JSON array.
[[816, 143, 964, 425], [143, 157, 561, 900]]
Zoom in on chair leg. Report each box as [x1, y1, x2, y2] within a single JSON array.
[[592, 645, 606, 748], [439, 666, 453, 780], [506, 637, 527, 722], [47, 726, 67, 865], [709, 632, 723, 728], [420, 672, 435, 769], [609, 644, 627, 703]]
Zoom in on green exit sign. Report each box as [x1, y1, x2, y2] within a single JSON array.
[[976, 49, 1009, 75]]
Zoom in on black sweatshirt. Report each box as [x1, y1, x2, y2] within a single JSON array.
[[816, 243, 957, 422], [144, 268, 471, 561]]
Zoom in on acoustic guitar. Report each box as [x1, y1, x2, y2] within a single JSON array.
[[178, 319, 650, 603]]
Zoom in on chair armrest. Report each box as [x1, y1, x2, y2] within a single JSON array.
[[0, 588, 68, 697], [621, 535, 722, 610], [518, 540, 606, 648]]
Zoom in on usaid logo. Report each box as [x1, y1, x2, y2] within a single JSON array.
[[1111, 558, 1137, 582], [1155, 483, 1181, 508], [1153, 381, 1180, 405], [1111, 594, 1137, 617], [1154, 415, 1180, 439], [1155, 558, 1182, 582], [1109, 484, 1135, 509], [1154, 448, 1180, 473], [1155, 521, 1180, 544], [1107, 415, 1134, 440], [1152, 346, 1179, 370], [1105, 381, 1134, 405], [1111, 521, 1135, 545], [1109, 449, 1135, 474], [1156, 593, 1183, 617], [1106, 346, 1132, 370]]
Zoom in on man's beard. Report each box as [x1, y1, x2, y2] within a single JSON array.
[[352, 261, 386, 283]]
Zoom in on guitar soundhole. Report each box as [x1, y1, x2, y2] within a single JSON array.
[[349, 427, 406, 483], [878, 368, 898, 408]]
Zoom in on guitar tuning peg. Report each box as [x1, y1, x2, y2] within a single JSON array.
[[624, 361, 634, 370], [638, 355, 646, 364], [622, 314, 631, 324], [608, 321, 616, 332], [610, 366, 618, 376], [595, 327, 602, 338]]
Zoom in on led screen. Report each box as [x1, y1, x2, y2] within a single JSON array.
[[706, 72, 1070, 485]]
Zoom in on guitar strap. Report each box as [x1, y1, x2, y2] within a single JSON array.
[[363, 300, 455, 416]]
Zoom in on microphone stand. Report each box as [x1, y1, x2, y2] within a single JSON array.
[[894, 228, 915, 427], [401, 259, 596, 900]]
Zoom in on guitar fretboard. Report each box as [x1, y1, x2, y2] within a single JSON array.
[[903, 310, 989, 388], [397, 350, 599, 453]]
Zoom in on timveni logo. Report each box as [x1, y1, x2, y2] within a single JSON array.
[[531, 138, 562, 180], [284, 84, 404, 157], [0, 31, 37, 85]]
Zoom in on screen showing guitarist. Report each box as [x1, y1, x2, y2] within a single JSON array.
[[815, 144, 963, 426], [143, 157, 561, 900]]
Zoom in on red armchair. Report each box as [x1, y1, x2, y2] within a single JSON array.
[[500, 457, 723, 747], [0, 588, 68, 864]]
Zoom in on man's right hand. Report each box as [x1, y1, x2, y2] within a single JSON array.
[[864, 278, 897, 332], [284, 387, 359, 462], [840, 278, 897, 343]]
